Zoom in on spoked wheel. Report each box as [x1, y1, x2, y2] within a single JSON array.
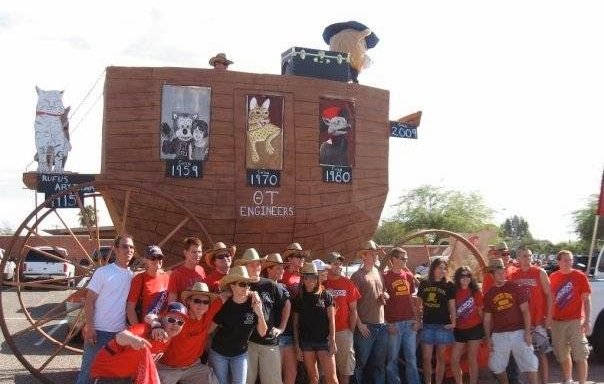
[[391, 229, 487, 280], [0, 180, 210, 383]]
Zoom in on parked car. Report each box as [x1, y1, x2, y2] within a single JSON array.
[[21, 246, 75, 286], [1, 248, 17, 283]]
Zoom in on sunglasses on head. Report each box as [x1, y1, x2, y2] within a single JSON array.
[[192, 298, 210, 305], [215, 253, 231, 260], [166, 317, 185, 326], [235, 281, 250, 288]]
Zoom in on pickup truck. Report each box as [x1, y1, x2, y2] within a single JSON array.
[[588, 247, 604, 359], [21, 246, 75, 286]]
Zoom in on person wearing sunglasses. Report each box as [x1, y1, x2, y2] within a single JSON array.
[[450, 266, 484, 384], [77, 234, 135, 384], [204, 242, 236, 293], [157, 282, 227, 384], [126, 245, 170, 325], [90, 302, 188, 384], [293, 262, 338, 384], [209, 266, 267, 384]]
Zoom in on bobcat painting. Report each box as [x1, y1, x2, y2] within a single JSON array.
[[246, 96, 283, 169], [33, 86, 71, 173]]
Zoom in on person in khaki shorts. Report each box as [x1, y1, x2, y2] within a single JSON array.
[[549, 250, 592, 384], [323, 251, 361, 384]]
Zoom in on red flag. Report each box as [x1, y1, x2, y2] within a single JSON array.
[[598, 170, 604, 216]]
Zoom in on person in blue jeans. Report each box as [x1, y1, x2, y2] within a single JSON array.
[[350, 240, 389, 384], [383, 247, 421, 384], [209, 266, 267, 384]]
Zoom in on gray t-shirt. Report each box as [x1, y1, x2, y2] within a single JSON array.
[[351, 266, 385, 325]]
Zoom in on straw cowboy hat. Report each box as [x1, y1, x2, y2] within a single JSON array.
[[219, 266, 255, 287], [234, 248, 266, 266], [325, 251, 345, 264], [261, 253, 285, 271], [356, 240, 380, 257], [204, 242, 236, 267], [488, 258, 505, 272], [208, 53, 233, 67], [495, 242, 509, 251], [283, 242, 310, 259], [300, 262, 318, 275], [181, 281, 217, 303]]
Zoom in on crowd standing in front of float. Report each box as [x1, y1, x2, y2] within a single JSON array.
[[77, 236, 592, 384]]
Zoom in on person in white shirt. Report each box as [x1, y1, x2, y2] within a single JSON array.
[[76, 234, 135, 384]]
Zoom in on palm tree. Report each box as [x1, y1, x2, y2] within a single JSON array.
[[78, 205, 97, 228]]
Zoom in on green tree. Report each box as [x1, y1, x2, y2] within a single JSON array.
[[0, 221, 13, 235], [78, 205, 97, 228], [375, 185, 493, 244], [572, 194, 604, 243], [500, 215, 533, 249]]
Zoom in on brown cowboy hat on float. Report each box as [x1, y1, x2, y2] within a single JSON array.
[[208, 53, 233, 67]]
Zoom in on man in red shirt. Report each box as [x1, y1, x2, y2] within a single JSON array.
[[281, 242, 308, 296], [483, 258, 539, 384], [204, 242, 236, 293], [168, 237, 206, 303], [323, 251, 361, 384], [90, 302, 188, 383], [126, 245, 170, 325], [382, 248, 420, 384], [550, 250, 591, 384], [157, 282, 224, 384], [510, 246, 553, 383], [482, 242, 517, 294]]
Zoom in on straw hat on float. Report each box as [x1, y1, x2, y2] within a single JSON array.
[[300, 262, 318, 275], [180, 281, 217, 303], [219, 266, 255, 288], [234, 248, 267, 266], [282, 242, 310, 259], [261, 253, 285, 271], [208, 53, 233, 67], [203, 242, 236, 267]]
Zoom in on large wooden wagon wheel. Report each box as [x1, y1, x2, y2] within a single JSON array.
[[0, 180, 210, 383], [391, 229, 487, 279]]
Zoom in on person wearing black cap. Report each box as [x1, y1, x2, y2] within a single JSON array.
[[126, 245, 170, 325]]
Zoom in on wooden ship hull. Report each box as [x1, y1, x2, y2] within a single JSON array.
[[94, 67, 390, 260]]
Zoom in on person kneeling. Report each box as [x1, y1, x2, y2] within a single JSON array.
[[90, 302, 187, 384]]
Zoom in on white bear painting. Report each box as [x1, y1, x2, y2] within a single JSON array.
[[160, 85, 211, 161], [34, 86, 71, 173]]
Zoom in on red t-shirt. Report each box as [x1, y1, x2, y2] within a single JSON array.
[[455, 288, 483, 330], [324, 276, 362, 331], [91, 323, 169, 378], [483, 281, 527, 333], [382, 270, 416, 323], [550, 269, 591, 321], [168, 265, 206, 301], [280, 270, 301, 296], [482, 264, 517, 294], [127, 271, 170, 320], [160, 299, 223, 367], [510, 266, 547, 326], [205, 269, 226, 293]]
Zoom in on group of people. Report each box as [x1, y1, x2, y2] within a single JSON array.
[[75, 235, 592, 384]]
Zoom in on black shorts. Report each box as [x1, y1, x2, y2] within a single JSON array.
[[454, 324, 485, 343], [299, 341, 329, 351]]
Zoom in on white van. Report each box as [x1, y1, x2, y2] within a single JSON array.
[[22, 246, 75, 286]]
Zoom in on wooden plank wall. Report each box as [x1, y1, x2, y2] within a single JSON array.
[[101, 66, 389, 261]]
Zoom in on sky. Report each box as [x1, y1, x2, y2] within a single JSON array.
[[0, 1, 602, 243]]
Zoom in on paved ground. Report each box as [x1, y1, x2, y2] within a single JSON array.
[[1, 284, 604, 383]]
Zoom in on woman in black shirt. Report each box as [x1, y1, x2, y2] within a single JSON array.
[[293, 262, 337, 384], [417, 257, 456, 384], [209, 266, 267, 384]]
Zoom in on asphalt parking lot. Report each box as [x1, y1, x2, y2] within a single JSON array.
[[1, 284, 604, 384]]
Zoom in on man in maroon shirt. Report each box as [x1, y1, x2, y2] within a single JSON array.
[[483, 258, 538, 384]]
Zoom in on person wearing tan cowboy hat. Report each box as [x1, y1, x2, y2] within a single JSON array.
[[208, 266, 267, 384], [204, 242, 236, 293], [312, 259, 330, 284], [323, 251, 361, 384], [483, 241, 518, 294], [350, 240, 389, 384], [209, 52, 233, 70], [260, 252, 296, 384], [483, 258, 539, 384], [157, 282, 223, 384], [168, 237, 207, 304], [293, 262, 338, 384], [126, 244, 170, 325], [237, 249, 290, 384]]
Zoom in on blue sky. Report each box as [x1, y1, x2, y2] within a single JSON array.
[[0, 1, 602, 243]]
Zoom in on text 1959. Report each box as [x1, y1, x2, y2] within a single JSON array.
[[323, 166, 352, 184], [166, 160, 202, 179]]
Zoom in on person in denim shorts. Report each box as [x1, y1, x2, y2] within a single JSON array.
[[417, 257, 456, 384]]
